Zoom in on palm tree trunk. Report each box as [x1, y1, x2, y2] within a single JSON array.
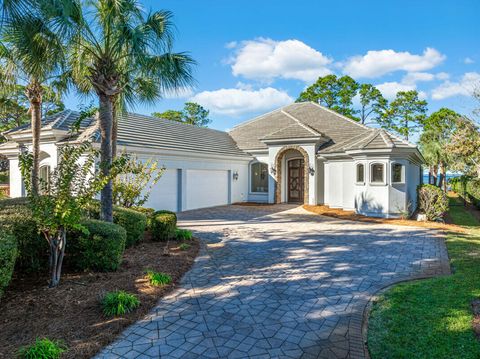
[[112, 97, 117, 159], [25, 81, 43, 196], [428, 167, 432, 184], [98, 93, 113, 222]]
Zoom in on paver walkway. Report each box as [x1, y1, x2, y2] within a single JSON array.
[[96, 205, 450, 359]]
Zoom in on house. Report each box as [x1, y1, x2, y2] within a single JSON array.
[[0, 102, 423, 217]]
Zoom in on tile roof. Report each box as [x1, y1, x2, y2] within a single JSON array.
[[229, 102, 416, 154], [261, 122, 321, 141], [5, 110, 249, 158]]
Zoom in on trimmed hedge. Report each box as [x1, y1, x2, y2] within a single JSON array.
[[418, 184, 449, 221], [451, 176, 480, 209], [69, 219, 126, 271], [0, 231, 17, 298], [151, 210, 177, 241], [0, 198, 46, 272], [131, 206, 155, 230], [88, 204, 147, 247]]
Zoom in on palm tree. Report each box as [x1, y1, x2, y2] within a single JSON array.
[[70, 0, 194, 221], [0, 0, 80, 194]]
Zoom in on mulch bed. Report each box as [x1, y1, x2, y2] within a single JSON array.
[[0, 234, 200, 359], [303, 204, 466, 233]]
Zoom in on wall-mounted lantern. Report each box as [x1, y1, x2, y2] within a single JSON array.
[[232, 170, 239, 181], [308, 165, 315, 176], [270, 163, 276, 175]]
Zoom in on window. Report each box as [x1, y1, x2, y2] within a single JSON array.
[[39, 165, 50, 194], [371, 163, 384, 183], [356, 163, 365, 183], [392, 163, 404, 183], [251, 162, 268, 193]]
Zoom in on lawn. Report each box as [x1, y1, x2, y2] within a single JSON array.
[[368, 195, 480, 359]]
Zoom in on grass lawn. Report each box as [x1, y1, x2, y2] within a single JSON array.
[[368, 194, 480, 359]]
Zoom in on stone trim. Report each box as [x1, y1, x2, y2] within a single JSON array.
[[274, 145, 309, 204]]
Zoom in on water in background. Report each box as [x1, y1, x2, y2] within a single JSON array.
[[422, 174, 460, 185]]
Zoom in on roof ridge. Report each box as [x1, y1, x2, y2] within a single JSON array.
[[378, 129, 394, 148], [309, 102, 370, 130], [280, 109, 322, 136], [343, 129, 376, 149], [229, 107, 284, 131], [357, 129, 383, 149]]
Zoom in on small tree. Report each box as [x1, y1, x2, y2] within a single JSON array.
[[113, 155, 164, 208], [19, 142, 125, 287]]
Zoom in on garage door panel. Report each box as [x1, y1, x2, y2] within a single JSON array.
[[186, 170, 228, 210], [145, 169, 178, 212]]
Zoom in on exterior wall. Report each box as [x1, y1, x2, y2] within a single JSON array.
[[406, 161, 421, 211], [354, 158, 390, 216], [9, 158, 22, 198]]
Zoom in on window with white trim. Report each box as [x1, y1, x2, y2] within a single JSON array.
[[370, 163, 385, 184], [250, 162, 268, 193], [392, 163, 404, 183], [356, 163, 365, 183]]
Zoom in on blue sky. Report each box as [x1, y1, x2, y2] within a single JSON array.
[[64, 0, 480, 133]]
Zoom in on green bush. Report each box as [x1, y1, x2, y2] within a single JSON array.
[[69, 219, 126, 271], [176, 228, 193, 241], [450, 176, 480, 209], [0, 198, 46, 272], [0, 231, 17, 298], [88, 203, 147, 247], [17, 338, 66, 359], [101, 290, 140, 317], [146, 270, 172, 286], [418, 184, 449, 221], [151, 210, 177, 241], [131, 206, 155, 229]]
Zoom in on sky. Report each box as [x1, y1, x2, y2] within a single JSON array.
[[64, 0, 480, 134]]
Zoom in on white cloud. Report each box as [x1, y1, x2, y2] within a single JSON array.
[[431, 72, 480, 100], [228, 38, 332, 82], [343, 48, 446, 78], [402, 72, 449, 85], [375, 81, 427, 100], [376, 81, 417, 100], [190, 87, 293, 116], [464, 57, 475, 64]]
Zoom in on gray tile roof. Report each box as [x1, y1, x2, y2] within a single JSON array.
[[5, 110, 249, 158], [3, 110, 94, 135], [229, 102, 416, 154], [261, 122, 321, 141]]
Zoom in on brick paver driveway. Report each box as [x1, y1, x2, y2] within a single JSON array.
[[96, 205, 449, 359]]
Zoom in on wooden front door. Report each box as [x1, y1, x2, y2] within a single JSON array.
[[287, 159, 304, 203]]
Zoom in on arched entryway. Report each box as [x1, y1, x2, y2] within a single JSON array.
[[274, 146, 309, 204]]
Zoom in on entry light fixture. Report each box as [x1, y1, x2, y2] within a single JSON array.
[[308, 165, 315, 176], [233, 171, 239, 181], [270, 163, 276, 175]]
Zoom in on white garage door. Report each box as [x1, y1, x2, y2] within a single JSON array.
[[145, 169, 178, 212], [186, 169, 229, 210]]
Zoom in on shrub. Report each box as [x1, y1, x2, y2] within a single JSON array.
[[0, 231, 17, 298], [17, 338, 66, 359], [151, 210, 177, 241], [101, 290, 140, 317], [131, 206, 155, 229], [88, 204, 147, 247], [146, 270, 172, 286], [418, 184, 449, 221], [0, 198, 46, 272], [450, 176, 480, 209], [179, 243, 190, 251], [69, 219, 126, 271], [176, 228, 193, 241]]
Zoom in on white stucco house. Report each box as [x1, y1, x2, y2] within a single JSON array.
[[0, 102, 424, 218]]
